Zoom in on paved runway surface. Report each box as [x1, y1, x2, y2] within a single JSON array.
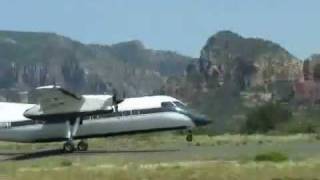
[[0, 148, 181, 161], [1, 140, 320, 162]]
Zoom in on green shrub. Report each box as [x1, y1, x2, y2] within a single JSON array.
[[254, 152, 288, 162], [278, 120, 319, 134], [277, 108, 320, 134], [243, 103, 292, 133]]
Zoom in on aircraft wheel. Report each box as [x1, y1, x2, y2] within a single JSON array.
[[63, 141, 75, 153], [77, 141, 88, 151], [186, 133, 193, 142]]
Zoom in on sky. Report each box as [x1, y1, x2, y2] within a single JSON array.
[[0, 0, 319, 59]]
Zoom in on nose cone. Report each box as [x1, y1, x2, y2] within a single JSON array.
[[191, 115, 211, 127]]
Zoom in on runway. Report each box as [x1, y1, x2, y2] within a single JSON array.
[[2, 137, 320, 162], [0, 148, 181, 161], [1, 136, 320, 180]]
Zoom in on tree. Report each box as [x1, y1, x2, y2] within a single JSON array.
[[207, 72, 219, 89], [186, 63, 205, 89], [61, 57, 85, 92], [0, 62, 17, 89], [313, 64, 320, 82], [243, 103, 292, 133], [303, 60, 310, 80]]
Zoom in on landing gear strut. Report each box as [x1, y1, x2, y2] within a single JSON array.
[[186, 130, 193, 142], [63, 118, 83, 153]]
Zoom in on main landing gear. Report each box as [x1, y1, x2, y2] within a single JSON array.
[[77, 140, 89, 151], [62, 118, 89, 153], [63, 140, 88, 153], [63, 141, 75, 153]]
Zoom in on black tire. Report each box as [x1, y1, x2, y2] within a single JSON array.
[[77, 141, 88, 151], [63, 141, 75, 153]]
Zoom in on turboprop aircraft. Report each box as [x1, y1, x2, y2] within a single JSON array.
[[0, 86, 210, 153]]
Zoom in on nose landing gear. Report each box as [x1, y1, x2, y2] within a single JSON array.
[[186, 130, 193, 142]]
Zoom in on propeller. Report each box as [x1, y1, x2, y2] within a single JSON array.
[[112, 89, 124, 105], [112, 89, 124, 112]]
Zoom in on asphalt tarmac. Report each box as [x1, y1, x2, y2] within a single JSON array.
[[0, 148, 180, 161], [1, 140, 320, 162]]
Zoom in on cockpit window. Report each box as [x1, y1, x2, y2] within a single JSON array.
[[173, 101, 187, 109], [161, 102, 175, 109], [161, 101, 190, 112]]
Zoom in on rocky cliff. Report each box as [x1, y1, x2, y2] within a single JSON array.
[[197, 31, 302, 90]]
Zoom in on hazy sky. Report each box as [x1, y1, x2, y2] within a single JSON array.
[[0, 0, 319, 59]]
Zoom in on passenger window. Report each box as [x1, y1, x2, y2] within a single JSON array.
[[122, 111, 131, 116], [132, 110, 140, 115]]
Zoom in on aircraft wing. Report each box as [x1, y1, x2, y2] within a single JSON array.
[[34, 85, 82, 112], [24, 86, 114, 120], [24, 86, 84, 118]]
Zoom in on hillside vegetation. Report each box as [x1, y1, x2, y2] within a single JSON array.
[[0, 31, 192, 96]]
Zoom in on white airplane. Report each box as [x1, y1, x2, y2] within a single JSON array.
[[0, 86, 210, 153]]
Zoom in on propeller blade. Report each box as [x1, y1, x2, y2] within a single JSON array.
[[112, 89, 124, 105]]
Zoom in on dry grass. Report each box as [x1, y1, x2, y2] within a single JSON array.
[[2, 160, 320, 180]]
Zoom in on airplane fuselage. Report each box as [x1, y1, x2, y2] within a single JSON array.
[[0, 96, 208, 143]]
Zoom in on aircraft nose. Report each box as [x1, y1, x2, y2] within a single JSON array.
[[191, 114, 211, 127]]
